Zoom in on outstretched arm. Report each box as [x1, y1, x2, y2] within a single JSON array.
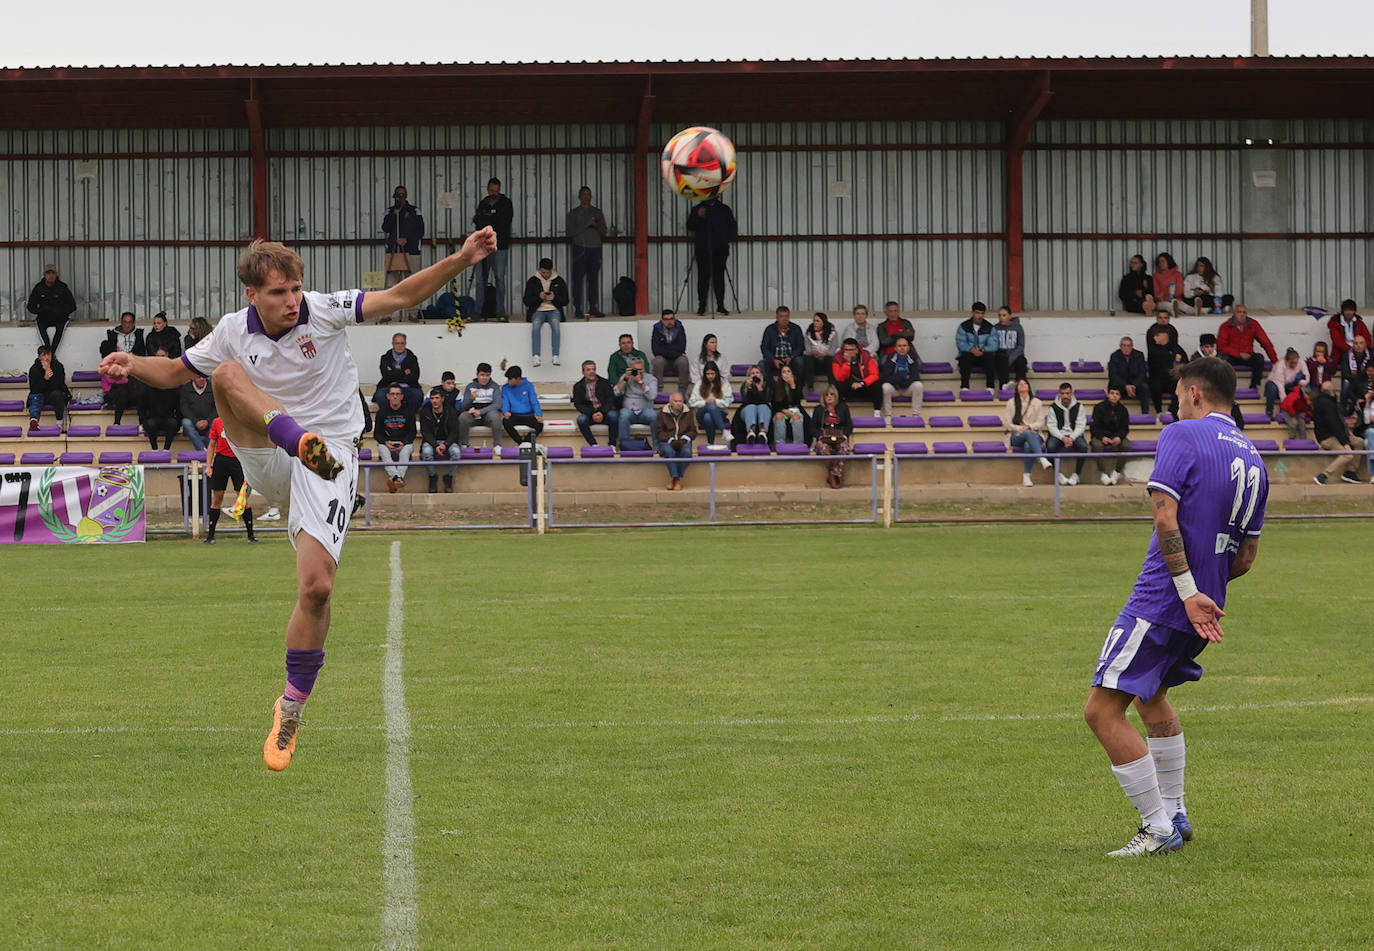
[[98, 351, 194, 390], [361, 227, 497, 320], [1151, 489, 1226, 642]]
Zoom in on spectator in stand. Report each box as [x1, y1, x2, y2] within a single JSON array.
[[876, 301, 916, 356], [566, 186, 607, 319], [1339, 335, 1371, 403], [1264, 347, 1308, 419], [178, 372, 216, 450], [137, 348, 180, 450], [26, 345, 69, 432], [27, 264, 77, 354], [374, 384, 418, 492], [994, 306, 1028, 387], [811, 385, 853, 489], [419, 387, 460, 493], [1046, 382, 1088, 485], [103, 311, 146, 358], [145, 311, 182, 358], [1002, 378, 1049, 486], [1151, 252, 1186, 315], [203, 416, 257, 545], [183, 316, 212, 354], [613, 357, 656, 449], [608, 333, 648, 382], [1117, 254, 1156, 315], [1278, 383, 1312, 440], [1146, 327, 1188, 414], [651, 309, 690, 394], [1192, 332, 1219, 360], [687, 196, 737, 315], [1217, 304, 1277, 389], [523, 256, 568, 367], [690, 333, 729, 388], [734, 364, 772, 444], [1353, 378, 1374, 482], [438, 370, 459, 411], [879, 336, 924, 420], [1108, 336, 1152, 414], [472, 177, 514, 316], [572, 359, 618, 446], [1181, 257, 1233, 315], [760, 306, 805, 381], [770, 364, 808, 446], [831, 337, 881, 415], [382, 185, 425, 302], [1327, 299, 1371, 364], [1348, 362, 1374, 416], [656, 391, 697, 490], [458, 362, 503, 448], [1306, 340, 1339, 390], [1090, 385, 1133, 485], [838, 304, 877, 355], [1311, 380, 1361, 485], [955, 302, 999, 390], [501, 366, 544, 445], [802, 312, 839, 390], [1144, 311, 1180, 356], [688, 360, 732, 445], [374, 333, 422, 410]]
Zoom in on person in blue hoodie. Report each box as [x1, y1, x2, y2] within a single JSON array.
[[955, 302, 999, 390], [993, 305, 1028, 389], [501, 365, 544, 444]]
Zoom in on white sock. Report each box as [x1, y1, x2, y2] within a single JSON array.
[[1111, 754, 1173, 836], [1148, 733, 1187, 816]]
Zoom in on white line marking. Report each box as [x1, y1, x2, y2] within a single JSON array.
[[381, 540, 417, 951]]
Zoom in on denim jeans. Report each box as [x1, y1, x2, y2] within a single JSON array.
[[420, 441, 461, 477], [576, 409, 618, 445], [1264, 380, 1300, 417], [1009, 429, 1046, 474], [1045, 435, 1088, 475], [772, 413, 806, 446], [618, 407, 657, 447], [658, 440, 692, 479], [475, 248, 509, 314], [740, 404, 770, 432], [181, 417, 209, 451], [696, 404, 728, 441], [531, 310, 561, 357]]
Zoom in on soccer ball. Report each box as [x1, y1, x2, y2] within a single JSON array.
[[660, 127, 737, 201]]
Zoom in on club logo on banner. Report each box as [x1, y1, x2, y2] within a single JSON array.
[[0, 466, 146, 544]]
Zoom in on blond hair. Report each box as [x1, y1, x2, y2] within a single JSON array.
[[237, 240, 304, 288]]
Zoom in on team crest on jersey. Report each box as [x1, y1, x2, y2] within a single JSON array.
[[297, 334, 317, 359]]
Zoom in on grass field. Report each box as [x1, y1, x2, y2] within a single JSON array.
[[1, 522, 1371, 950]]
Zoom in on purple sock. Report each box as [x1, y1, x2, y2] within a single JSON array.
[[265, 411, 310, 458], [283, 648, 325, 704]]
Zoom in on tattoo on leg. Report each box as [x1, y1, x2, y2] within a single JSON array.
[[1144, 717, 1182, 738]]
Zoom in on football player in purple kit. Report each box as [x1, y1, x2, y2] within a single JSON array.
[[1084, 357, 1268, 857]]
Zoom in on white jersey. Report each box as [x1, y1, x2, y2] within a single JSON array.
[[182, 290, 366, 447]]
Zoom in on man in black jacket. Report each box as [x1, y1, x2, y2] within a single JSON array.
[[374, 384, 418, 492], [1311, 381, 1360, 484], [523, 257, 570, 367], [382, 185, 425, 304], [687, 197, 737, 316], [374, 333, 423, 411], [101, 311, 146, 359], [1107, 336, 1152, 414], [27, 264, 77, 355], [1090, 386, 1133, 485], [418, 387, 460, 493], [473, 177, 514, 316], [572, 359, 618, 446]]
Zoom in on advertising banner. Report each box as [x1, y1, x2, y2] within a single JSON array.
[[0, 466, 146, 544]]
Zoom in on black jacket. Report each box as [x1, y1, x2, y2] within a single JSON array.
[[686, 199, 737, 249], [811, 401, 854, 440], [418, 404, 458, 447], [145, 326, 183, 358], [523, 274, 570, 319], [1118, 270, 1152, 308], [28, 358, 70, 399], [1090, 400, 1131, 440], [374, 406, 417, 445], [572, 376, 616, 417], [1108, 349, 1149, 390], [879, 351, 922, 387], [101, 327, 146, 358], [1312, 392, 1351, 444], [382, 202, 425, 255], [472, 194, 514, 249], [377, 350, 421, 389], [1144, 321, 1179, 354], [27, 279, 77, 323], [1146, 341, 1187, 382], [138, 383, 180, 421]]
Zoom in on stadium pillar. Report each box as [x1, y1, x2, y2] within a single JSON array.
[[1004, 72, 1052, 313], [244, 86, 268, 241], [633, 78, 656, 315]]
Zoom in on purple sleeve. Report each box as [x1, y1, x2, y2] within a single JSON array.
[[1146, 425, 1192, 501]]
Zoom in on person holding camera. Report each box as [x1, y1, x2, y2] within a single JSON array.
[[382, 185, 425, 302], [811, 385, 853, 489], [613, 357, 659, 450], [733, 364, 772, 445]]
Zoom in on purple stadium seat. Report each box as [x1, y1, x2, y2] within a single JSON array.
[[972, 441, 1008, 453], [889, 394, 912, 403], [852, 416, 885, 428], [1129, 413, 1156, 426], [730, 364, 754, 378], [1262, 360, 1273, 371], [1131, 439, 1158, 452], [774, 443, 810, 455], [1236, 387, 1259, 400], [0, 400, 24, 412], [1078, 388, 1106, 401], [891, 415, 924, 428], [177, 450, 207, 463], [460, 446, 493, 460], [59, 452, 95, 464], [1071, 361, 1104, 373], [735, 442, 770, 455], [545, 446, 574, 459], [1285, 439, 1319, 452], [653, 392, 669, 404], [805, 390, 821, 403], [71, 370, 102, 383], [1159, 413, 1177, 424], [29, 425, 60, 437], [921, 361, 953, 375], [0, 374, 26, 384], [850, 442, 886, 455], [932, 441, 967, 454], [923, 390, 956, 403], [1032, 361, 1066, 374], [1242, 413, 1270, 426], [893, 442, 928, 455], [996, 388, 1014, 399], [20, 452, 55, 465], [620, 448, 655, 458], [66, 424, 101, 437], [0, 426, 22, 438], [357, 448, 373, 460], [99, 451, 133, 464], [1035, 389, 1058, 401], [731, 390, 743, 402], [968, 415, 1001, 427], [927, 416, 962, 428], [579, 445, 616, 458], [1251, 439, 1280, 451], [960, 389, 994, 402], [138, 450, 172, 463], [0, 453, 13, 464], [106, 424, 140, 437]]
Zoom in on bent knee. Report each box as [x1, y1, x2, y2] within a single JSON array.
[[298, 572, 335, 609]]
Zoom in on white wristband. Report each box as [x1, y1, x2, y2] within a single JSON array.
[[1172, 570, 1199, 601]]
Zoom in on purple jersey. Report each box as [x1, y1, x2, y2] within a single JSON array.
[[1123, 411, 1268, 633]]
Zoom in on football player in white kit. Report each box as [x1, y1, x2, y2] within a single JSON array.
[[99, 227, 496, 770]]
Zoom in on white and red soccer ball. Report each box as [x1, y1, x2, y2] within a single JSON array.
[[660, 127, 737, 201]]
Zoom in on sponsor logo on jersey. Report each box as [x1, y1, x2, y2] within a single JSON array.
[[298, 334, 317, 359]]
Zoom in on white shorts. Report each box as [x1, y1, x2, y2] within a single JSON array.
[[231, 438, 359, 565]]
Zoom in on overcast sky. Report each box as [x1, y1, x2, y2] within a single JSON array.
[[2, 0, 1370, 66]]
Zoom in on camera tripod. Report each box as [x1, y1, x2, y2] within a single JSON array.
[[673, 244, 741, 315]]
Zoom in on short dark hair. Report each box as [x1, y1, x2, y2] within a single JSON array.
[[1199, 333, 1217, 347], [505, 365, 522, 379], [1173, 356, 1237, 405], [1107, 384, 1122, 394], [430, 387, 444, 397], [387, 384, 403, 394], [120, 311, 135, 320], [487, 177, 501, 187], [1341, 298, 1358, 311], [476, 362, 492, 374], [661, 308, 675, 317], [619, 333, 633, 344], [776, 305, 790, 316], [842, 337, 859, 348], [884, 300, 899, 309], [1059, 382, 1073, 391], [36, 345, 51, 357], [441, 370, 456, 381], [972, 301, 987, 312], [538, 257, 553, 270]]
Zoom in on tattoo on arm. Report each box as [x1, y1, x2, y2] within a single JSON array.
[[1159, 529, 1189, 577]]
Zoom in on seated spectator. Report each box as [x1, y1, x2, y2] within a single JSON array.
[[203, 417, 257, 545], [734, 364, 772, 444], [608, 333, 648, 381], [419, 387, 460, 493], [1002, 378, 1048, 486], [1349, 363, 1374, 417], [802, 312, 839, 390], [1327, 298, 1371, 364], [184, 316, 212, 354], [650, 308, 690, 394], [760, 305, 805, 381], [1107, 336, 1151, 415], [501, 366, 544, 445], [1151, 252, 1186, 315], [1312, 380, 1361, 484], [26, 345, 69, 432], [1216, 305, 1276, 389], [27, 263, 77, 355], [1117, 254, 1156, 315], [1278, 384, 1312, 440], [438, 370, 459, 411], [572, 360, 618, 446], [1181, 257, 1233, 314], [1192, 332, 1219, 361], [1144, 311, 1179, 354], [688, 360, 732, 444], [1339, 335, 1371, 403], [178, 373, 216, 450], [145, 311, 182, 358], [1046, 382, 1088, 485], [838, 304, 877, 355], [1146, 327, 1187, 414], [1265, 347, 1308, 419], [99, 311, 146, 424], [136, 347, 180, 450], [876, 301, 915, 356], [770, 364, 808, 446], [612, 357, 657, 449], [1090, 386, 1133, 485], [458, 362, 503, 448], [879, 337, 924, 419], [690, 333, 730, 387], [1306, 340, 1339, 389], [103, 310, 146, 357], [831, 338, 881, 415], [375, 333, 422, 409], [523, 256, 568, 367], [1353, 379, 1374, 483], [994, 306, 1027, 387], [375, 384, 418, 491], [955, 302, 999, 390], [656, 391, 697, 490], [811, 385, 853, 489]]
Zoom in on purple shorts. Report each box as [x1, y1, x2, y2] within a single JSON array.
[[1091, 611, 1206, 701]]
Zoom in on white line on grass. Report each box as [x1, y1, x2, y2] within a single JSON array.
[[381, 540, 417, 951]]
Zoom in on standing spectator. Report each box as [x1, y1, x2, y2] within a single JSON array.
[[1145, 328, 1188, 414], [608, 333, 648, 382], [831, 338, 881, 415], [811, 385, 853, 489], [613, 357, 657, 450], [418, 387, 460, 493], [1002, 378, 1048, 486], [566, 186, 607, 318], [770, 364, 808, 446], [734, 365, 772, 444], [955, 302, 999, 390], [144, 312, 182, 358], [572, 360, 618, 446], [1181, 257, 1233, 314], [1311, 381, 1361, 485], [184, 316, 212, 354], [178, 373, 216, 450], [1107, 336, 1152, 414], [473, 177, 514, 316], [1151, 252, 1186, 315], [1046, 382, 1088, 485], [876, 301, 916, 356], [1327, 299, 1371, 364], [1217, 304, 1277, 389], [374, 384, 418, 492], [137, 348, 180, 450], [994, 305, 1028, 387], [1264, 348, 1308, 418], [1144, 311, 1179, 356], [374, 333, 422, 409], [879, 336, 924, 419], [688, 360, 732, 444], [1278, 384, 1312, 440], [838, 304, 877, 355], [687, 196, 737, 316], [690, 334, 730, 388], [656, 391, 697, 490], [27, 264, 77, 354], [1090, 386, 1133, 485], [1192, 332, 1219, 361], [1339, 335, 1372, 403], [26, 346, 69, 432], [1306, 341, 1339, 390], [382, 185, 425, 300], [523, 256, 568, 367], [759, 306, 805, 381], [650, 309, 690, 394], [500, 366, 544, 445], [802, 312, 839, 390], [203, 417, 257, 545], [1117, 254, 1156, 315], [458, 362, 503, 449]]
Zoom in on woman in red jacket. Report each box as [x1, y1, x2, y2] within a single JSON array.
[[1151, 253, 1186, 316]]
